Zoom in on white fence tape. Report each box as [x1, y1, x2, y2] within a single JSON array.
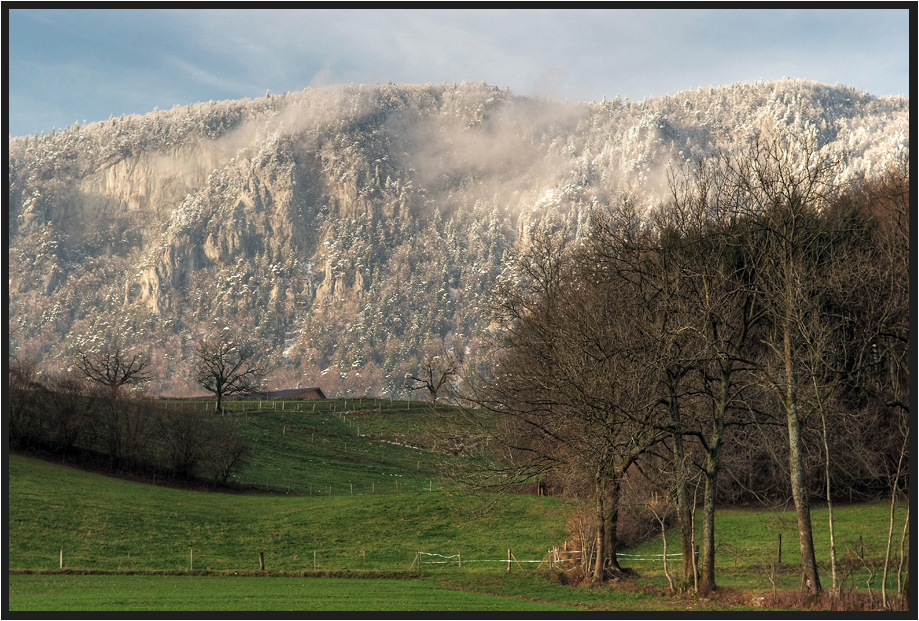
[[416, 551, 682, 565]]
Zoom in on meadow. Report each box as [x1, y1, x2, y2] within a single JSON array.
[[7, 399, 910, 611], [7, 575, 582, 612]]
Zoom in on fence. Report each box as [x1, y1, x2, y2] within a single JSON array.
[[180, 397, 423, 414], [50, 546, 684, 574], [175, 399, 440, 495], [411, 548, 685, 572]]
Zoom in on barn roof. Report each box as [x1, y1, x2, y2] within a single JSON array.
[[261, 387, 326, 399]]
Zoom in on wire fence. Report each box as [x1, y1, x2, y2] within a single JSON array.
[[411, 549, 686, 572], [48, 546, 687, 574]]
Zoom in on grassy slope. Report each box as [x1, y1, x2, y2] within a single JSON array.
[[223, 399, 446, 495], [7, 453, 569, 573], [7, 398, 910, 610]]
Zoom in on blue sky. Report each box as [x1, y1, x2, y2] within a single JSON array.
[[7, 8, 911, 137]]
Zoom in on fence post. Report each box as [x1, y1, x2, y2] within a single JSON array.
[[507, 549, 511, 572], [259, 552, 265, 571], [190, 548, 193, 571], [60, 549, 63, 570]]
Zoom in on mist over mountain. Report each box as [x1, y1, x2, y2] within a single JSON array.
[[7, 80, 909, 397]]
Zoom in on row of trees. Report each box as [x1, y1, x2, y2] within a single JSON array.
[[8, 328, 272, 484], [73, 328, 271, 412], [8, 357, 250, 484], [456, 125, 908, 597]]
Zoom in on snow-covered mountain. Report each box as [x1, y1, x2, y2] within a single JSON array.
[[7, 79, 909, 396]]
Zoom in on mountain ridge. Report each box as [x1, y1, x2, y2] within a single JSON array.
[[8, 79, 909, 397]]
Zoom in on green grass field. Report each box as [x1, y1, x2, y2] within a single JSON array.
[[7, 575, 582, 612], [223, 398, 447, 495], [7, 398, 910, 611], [7, 453, 569, 573]]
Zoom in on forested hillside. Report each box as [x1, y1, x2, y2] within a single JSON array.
[[7, 79, 909, 398]]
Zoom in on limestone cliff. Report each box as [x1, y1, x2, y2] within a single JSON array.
[[7, 81, 909, 396]]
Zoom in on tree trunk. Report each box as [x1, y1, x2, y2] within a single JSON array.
[[700, 414, 724, 595], [667, 385, 695, 585], [700, 456, 719, 594], [605, 473, 623, 572], [591, 471, 608, 582], [700, 357, 729, 595], [882, 429, 908, 609], [591, 470, 625, 582], [788, 405, 821, 595], [785, 326, 821, 595], [818, 400, 838, 595], [676, 473, 694, 586]]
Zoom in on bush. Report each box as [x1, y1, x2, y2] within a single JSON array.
[[7, 364, 251, 487]]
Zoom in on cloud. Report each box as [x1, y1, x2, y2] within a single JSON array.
[[165, 55, 256, 97], [7, 8, 910, 137]]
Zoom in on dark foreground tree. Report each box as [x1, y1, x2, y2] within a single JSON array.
[[194, 329, 269, 413], [726, 123, 842, 596], [461, 220, 665, 582], [655, 156, 770, 594]]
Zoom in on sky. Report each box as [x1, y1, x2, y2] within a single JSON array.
[[7, 8, 911, 138]]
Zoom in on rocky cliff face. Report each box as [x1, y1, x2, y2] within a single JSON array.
[[7, 80, 909, 396]]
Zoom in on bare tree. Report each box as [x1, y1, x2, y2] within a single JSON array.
[[462, 219, 666, 583], [71, 340, 152, 469], [658, 157, 769, 594], [75, 340, 150, 399], [870, 161, 910, 610], [157, 404, 211, 479], [204, 417, 252, 486], [43, 371, 96, 454], [725, 123, 842, 596], [194, 329, 269, 412], [9, 356, 45, 449], [405, 337, 461, 405]]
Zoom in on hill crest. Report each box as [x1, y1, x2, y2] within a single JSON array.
[[7, 79, 909, 396]]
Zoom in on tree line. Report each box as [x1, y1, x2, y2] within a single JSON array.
[[453, 124, 909, 597], [7, 328, 270, 485]]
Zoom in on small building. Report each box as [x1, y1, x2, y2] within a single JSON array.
[[258, 387, 326, 400]]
